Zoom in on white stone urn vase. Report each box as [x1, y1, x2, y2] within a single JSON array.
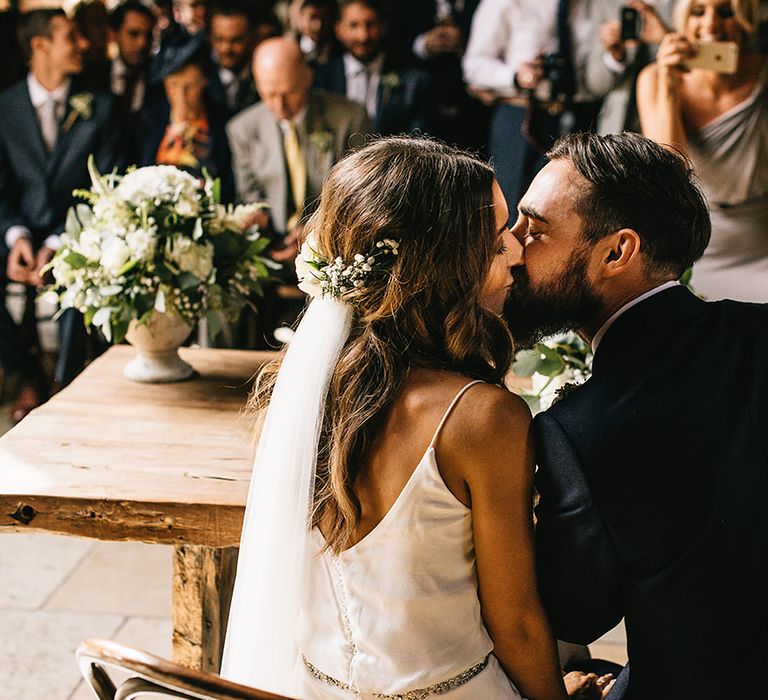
[[123, 311, 195, 382]]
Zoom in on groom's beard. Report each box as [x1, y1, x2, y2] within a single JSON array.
[[503, 252, 602, 350]]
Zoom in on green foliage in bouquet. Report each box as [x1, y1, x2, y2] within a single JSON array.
[[46, 157, 277, 343]]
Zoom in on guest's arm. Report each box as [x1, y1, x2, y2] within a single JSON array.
[[533, 412, 624, 644], [636, 33, 692, 153]]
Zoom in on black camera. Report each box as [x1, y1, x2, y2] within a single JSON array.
[[540, 53, 575, 102], [620, 6, 642, 41]]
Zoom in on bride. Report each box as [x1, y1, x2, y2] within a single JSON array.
[[221, 137, 586, 700]]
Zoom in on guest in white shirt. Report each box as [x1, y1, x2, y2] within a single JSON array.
[[108, 0, 155, 114], [313, 0, 430, 135], [463, 0, 602, 209]]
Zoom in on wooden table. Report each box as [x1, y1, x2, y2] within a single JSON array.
[[0, 345, 277, 673]]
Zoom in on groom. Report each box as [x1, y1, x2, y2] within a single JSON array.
[[504, 132, 768, 699]]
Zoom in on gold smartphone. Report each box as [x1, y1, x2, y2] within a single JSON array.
[[683, 41, 739, 74]]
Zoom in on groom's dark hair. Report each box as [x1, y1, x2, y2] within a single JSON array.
[[547, 132, 711, 279]]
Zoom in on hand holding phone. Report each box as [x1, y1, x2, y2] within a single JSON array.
[[683, 41, 739, 74], [620, 6, 642, 41]]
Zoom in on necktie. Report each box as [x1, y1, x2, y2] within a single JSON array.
[[122, 71, 139, 115], [283, 121, 306, 232], [555, 0, 576, 100], [40, 97, 59, 151]]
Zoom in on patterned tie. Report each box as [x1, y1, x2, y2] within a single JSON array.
[[40, 97, 59, 151], [283, 121, 306, 232]]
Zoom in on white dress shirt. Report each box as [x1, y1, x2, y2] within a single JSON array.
[[463, 0, 595, 101], [4, 74, 71, 251], [591, 280, 680, 354], [343, 53, 384, 120], [111, 56, 146, 113]]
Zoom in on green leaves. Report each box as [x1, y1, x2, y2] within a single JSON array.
[[512, 344, 566, 377]]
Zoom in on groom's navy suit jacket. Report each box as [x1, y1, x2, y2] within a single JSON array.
[[534, 286, 768, 700]]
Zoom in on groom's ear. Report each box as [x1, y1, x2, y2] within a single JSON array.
[[599, 228, 641, 278]]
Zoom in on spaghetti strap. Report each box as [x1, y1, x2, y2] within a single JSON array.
[[428, 380, 485, 449]]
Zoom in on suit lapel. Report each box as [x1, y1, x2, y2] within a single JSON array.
[[18, 83, 49, 170], [264, 109, 289, 231]]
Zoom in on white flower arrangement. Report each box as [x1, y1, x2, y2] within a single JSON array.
[[295, 233, 399, 301], [46, 157, 275, 343]]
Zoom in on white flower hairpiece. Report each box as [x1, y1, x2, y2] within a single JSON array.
[[296, 232, 399, 301]]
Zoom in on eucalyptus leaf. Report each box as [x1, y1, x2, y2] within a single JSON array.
[[521, 394, 541, 414], [64, 252, 88, 269], [511, 349, 544, 377]]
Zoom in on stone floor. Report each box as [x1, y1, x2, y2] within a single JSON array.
[[0, 288, 626, 698]]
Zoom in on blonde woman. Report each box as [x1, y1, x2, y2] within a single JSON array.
[[636, 0, 768, 302], [221, 138, 609, 700]]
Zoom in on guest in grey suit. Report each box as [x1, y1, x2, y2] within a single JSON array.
[[586, 0, 674, 134], [0, 9, 122, 415], [228, 37, 370, 261]]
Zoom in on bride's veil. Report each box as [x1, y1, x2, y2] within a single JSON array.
[[221, 297, 353, 696]]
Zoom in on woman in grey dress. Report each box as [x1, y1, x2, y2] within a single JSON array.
[[636, 0, 768, 302]]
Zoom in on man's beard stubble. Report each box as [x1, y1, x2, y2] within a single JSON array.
[[503, 251, 602, 350]]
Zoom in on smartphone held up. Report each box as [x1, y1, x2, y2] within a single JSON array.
[[683, 41, 740, 74]]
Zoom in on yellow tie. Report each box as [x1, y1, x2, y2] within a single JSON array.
[[283, 121, 306, 232]]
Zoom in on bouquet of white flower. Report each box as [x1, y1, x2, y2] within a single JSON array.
[[47, 159, 275, 343]]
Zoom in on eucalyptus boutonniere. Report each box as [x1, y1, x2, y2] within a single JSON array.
[[308, 129, 333, 153], [62, 92, 94, 133]]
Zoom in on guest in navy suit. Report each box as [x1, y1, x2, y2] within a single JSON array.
[[138, 32, 234, 202], [0, 9, 122, 418], [313, 0, 430, 136]]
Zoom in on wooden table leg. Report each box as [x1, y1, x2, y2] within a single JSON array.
[[171, 544, 239, 673]]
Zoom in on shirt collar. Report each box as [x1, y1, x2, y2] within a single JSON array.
[[27, 73, 71, 108], [591, 280, 680, 354], [343, 52, 385, 77], [279, 105, 308, 132]]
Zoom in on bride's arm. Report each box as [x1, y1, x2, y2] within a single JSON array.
[[444, 386, 568, 700]]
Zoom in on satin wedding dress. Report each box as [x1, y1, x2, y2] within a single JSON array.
[[297, 380, 523, 700]]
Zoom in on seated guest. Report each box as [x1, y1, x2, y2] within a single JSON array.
[[0, 8, 121, 413], [227, 37, 370, 258], [313, 0, 431, 136], [72, 0, 111, 69], [86, 0, 156, 163], [138, 32, 234, 201], [227, 37, 369, 341], [586, 0, 674, 135], [294, 0, 340, 66], [206, 0, 260, 116]]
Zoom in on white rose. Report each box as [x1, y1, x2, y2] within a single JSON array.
[[99, 237, 132, 276], [78, 228, 102, 261], [170, 236, 214, 281], [175, 195, 200, 218], [125, 227, 157, 261], [295, 241, 323, 298]]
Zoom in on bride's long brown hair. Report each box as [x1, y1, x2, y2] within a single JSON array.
[[251, 137, 514, 553]]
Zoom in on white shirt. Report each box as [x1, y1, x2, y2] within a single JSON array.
[[343, 52, 384, 120], [111, 56, 146, 113], [4, 74, 71, 251], [462, 0, 595, 101], [591, 281, 680, 354]]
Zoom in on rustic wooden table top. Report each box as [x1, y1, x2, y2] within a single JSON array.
[[0, 345, 278, 547]]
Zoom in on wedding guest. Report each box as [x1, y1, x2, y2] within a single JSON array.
[[390, 0, 488, 148], [587, 0, 674, 135], [228, 37, 370, 256], [505, 130, 768, 700], [138, 32, 234, 201], [86, 0, 156, 163], [294, 0, 340, 66], [313, 0, 431, 136], [173, 0, 209, 35], [0, 8, 121, 414], [72, 0, 111, 69], [636, 0, 768, 302], [206, 0, 260, 117], [463, 0, 602, 209]]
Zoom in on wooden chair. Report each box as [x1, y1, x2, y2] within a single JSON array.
[[76, 639, 297, 700]]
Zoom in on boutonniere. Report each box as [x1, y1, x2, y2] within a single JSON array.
[[552, 381, 584, 405], [380, 72, 400, 90], [62, 92, 94, 132], [308, 129, 333, 153]]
